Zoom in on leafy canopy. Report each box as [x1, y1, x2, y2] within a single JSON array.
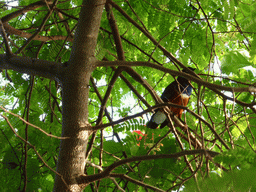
[[1, 0, 256, 191]]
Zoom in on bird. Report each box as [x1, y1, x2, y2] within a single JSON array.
[[146, 67, 195, 129]]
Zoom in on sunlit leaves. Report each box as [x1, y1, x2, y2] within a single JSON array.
[[221, 51, 253, 75], [250, 35, 256, 63]]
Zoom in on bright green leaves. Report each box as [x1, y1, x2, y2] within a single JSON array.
[[222, 0, 235, 20], [250, 35, 256, 64], [104, 140, 123, 155], [185, 167, 256, 192], [221, 51, 253, 75], [149, 138, 178, 179], [240, 2, 254, 18], [114, 118, 146, 133], [185, 148, 256, 191], [230, 115, 248, 138], [0, 74, 61, 190]]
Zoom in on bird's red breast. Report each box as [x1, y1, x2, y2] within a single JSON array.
[[169, 90, 190, 118]]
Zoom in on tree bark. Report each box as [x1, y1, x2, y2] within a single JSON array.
[[53, 0, 105, 191]]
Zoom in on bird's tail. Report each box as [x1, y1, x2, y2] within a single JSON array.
[[146, 110, 167, 129], [146, 118, 159, 129]]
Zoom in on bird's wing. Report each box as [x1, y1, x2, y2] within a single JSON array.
[[160, 81, 179, 102]]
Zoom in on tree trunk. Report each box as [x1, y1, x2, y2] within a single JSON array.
[[53, 0, 105, 191]]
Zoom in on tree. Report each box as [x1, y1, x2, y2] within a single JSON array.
[[0, 0, 256, 191]]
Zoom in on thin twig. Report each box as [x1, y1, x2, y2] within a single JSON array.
[[0, 106, 68, 139], [0, 19, 12, 55], [1, 114, 69, 189]]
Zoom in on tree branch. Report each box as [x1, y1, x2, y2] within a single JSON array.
[[109, 0, 194, 72], [0, 20, 12, 55], [77, 149, 219, 184], [16, 0, 59, 54], [1, 1, 73, 42], [0, 54, 63, 81], [110, 174, 164, 192], [1, 1, 52, 23], [97, 60, 256, 94], [3, 23, 73, 42]]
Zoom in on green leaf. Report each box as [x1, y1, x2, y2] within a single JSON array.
[[221, 51, 252, 74]]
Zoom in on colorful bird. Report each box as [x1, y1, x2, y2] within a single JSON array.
[[147, 67, 195, 129]]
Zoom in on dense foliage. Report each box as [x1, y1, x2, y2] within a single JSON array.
[[1, 0, 256, 191]]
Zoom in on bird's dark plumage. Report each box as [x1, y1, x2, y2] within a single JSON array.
[[147, 67, 195, 129]]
